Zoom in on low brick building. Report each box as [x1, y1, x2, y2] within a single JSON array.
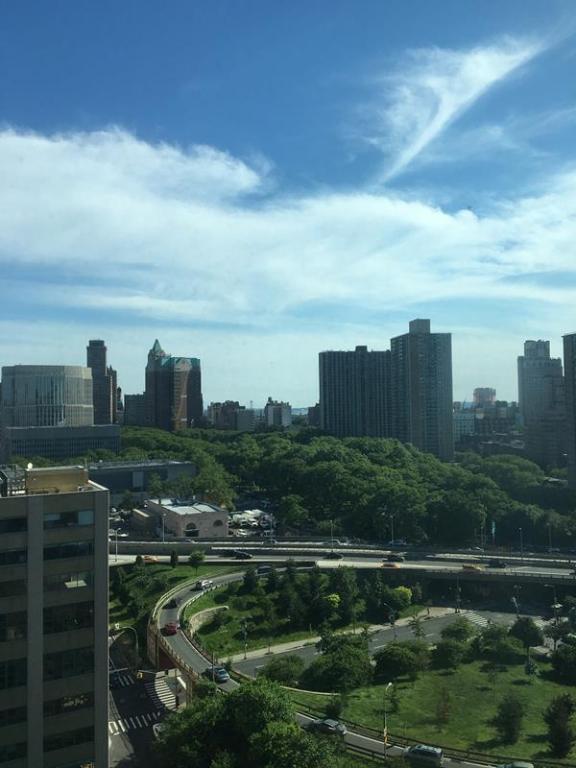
[[145, 498, 228, 539]]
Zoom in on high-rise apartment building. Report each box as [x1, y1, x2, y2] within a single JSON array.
[[145, 340, 203, 432], [563, 334, 576, 487], [518, 340, 566, 468], [86, 341, 117, 425], [263, 397, 292, 428], [0, 366, 94, 428], [0, 465, 108, 767], [390, 319, 454, 461], [319, 346, 391, 437], [473, 388, 496, 407]]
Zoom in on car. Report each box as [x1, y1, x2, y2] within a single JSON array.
[[382, 562, 399, 569], [164, 598, 179, 609], [233, 550, 254, 560], [203, 666, 230, 683], [498, 763, 534, 768], [143, 555, 159, 563], [325, 551, 344, 560], [193, 579, 213, 590], [256, 565, 272, 575], [487, 558, 507, 568], [387, 553, 405, 562], [308, 718, 347, 736], [462, 564, 482, 571], [152, 722, 166, 740], [162, 622, 179, 636], [405, 744, 443, 766]]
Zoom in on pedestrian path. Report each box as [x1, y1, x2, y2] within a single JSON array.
[[111, 672, 135, 687], [108, 710, 162, 736], [464, 611, 548, 631], [145, 677, 176, 710]]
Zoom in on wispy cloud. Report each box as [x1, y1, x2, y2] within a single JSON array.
[[365, 36, 545, 181]]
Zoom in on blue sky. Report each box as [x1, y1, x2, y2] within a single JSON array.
[[2, 1, 576, 405]]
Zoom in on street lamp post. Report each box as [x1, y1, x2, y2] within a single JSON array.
[[519, 527, 524, 563], [114, 528, 119, 564], [383, 682, 393, 756], [162, 513, 166, 544], [330, 520, 335, 553]]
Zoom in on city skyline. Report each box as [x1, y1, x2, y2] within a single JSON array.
[[2, 2, 576, 405]]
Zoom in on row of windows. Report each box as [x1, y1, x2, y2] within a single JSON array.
[[0, 518, 27, 534], [0, 742, 26, 764], [45, 570, 92, 592], [44, 726, 93, 753], [0, 706, 26, 728], [44, 509, 94, 529], [0, 578, 26, 597], [44, 541, 93, 561], [0, 549, 26, 567], [44, 602, 94, 634], [44, 647, 93, 681], [44, 691, 94, 717], [0, 611, 26, 642], [0, 658, 26, 690]]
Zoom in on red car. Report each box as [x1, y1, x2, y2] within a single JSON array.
[[162, 622, 178, 636]]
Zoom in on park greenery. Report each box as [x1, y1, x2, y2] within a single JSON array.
[[154, 676, 379, 768], [25, 425, 575, 548], [185, 565, 418, 656]]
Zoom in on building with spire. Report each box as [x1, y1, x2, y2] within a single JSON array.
[[144, 340, 203, 431]]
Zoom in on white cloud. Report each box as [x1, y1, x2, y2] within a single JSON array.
[[364, 37, 544, 180], [3, 126, 576, 403]]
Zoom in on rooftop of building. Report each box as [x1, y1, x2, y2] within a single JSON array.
[[0, 465, 95, 497], [88, 459, 193, 470], [148, 498, 223, 516]]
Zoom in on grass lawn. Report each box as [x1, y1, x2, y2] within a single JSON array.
[[109, 563, 238, 630], [291, 659, 576, 763]]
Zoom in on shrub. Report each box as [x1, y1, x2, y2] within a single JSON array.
[[433, 639, 467, 669], [260, 655, 305, 687], [493, 695, 525, 744], [440, 617, 474, 642]]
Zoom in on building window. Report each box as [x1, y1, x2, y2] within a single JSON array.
[[0, 658, 26, 690], [44, 691, 94, 717], [44, 647, 93, 681], [0, 706, 26, 728], [0, 518, 27, 534], [44, 541, 93, 560], [0, 549, 26, 567], [44, 509, 94, 529], [184, 523, 199, 537], [0, 611, 26, 641], [0, 579, 26, 597], [44, 570, 93, 591], [44, 602, 94, 634], [44, 726, 94, 753], [0, 743, 26, 763], [213, 519, 223, 527]]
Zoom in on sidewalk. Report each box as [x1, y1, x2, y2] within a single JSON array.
[[229, 606, 454, 663]]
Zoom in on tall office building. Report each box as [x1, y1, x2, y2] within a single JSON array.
[[518, 340, 566, 468], [1, 366, 94, 428], [86, 341, 117, 425], [319, 346, 391, 437], [563, 334, 576, 487], [390, 319, 454, 461], [473, 388, 496, 407], [145, 340, 203, 431], [0, 465, 108, 767]]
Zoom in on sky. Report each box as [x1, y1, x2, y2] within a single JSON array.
[[2, 1, 576, 406]]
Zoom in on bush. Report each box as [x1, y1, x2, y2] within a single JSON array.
[[433, 639, 467, 669], [375, 643, 421, 681], [440, 617, 474, 642], [260, 655, 305, 686], [473, 625, 524, 664], [552, 645, 576, 684], [493, 695, 525, 744], [301, 644, 372, 692], [544, 694, 576, 757]]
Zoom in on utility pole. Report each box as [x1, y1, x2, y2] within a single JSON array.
[[383, 682, 393, 756]]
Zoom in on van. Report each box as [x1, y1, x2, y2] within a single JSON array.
[[405, 744, 443, 766]]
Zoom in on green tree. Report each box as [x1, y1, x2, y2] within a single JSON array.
[[170, 550, 179, 569], [509, 617, 544, 652], [302, 636, 372, 692], [147, 473, 164, 503], [134, 554, 144, 568], [433, 639, 467, 670], [545, 620, 570, 650], [261, 655, 305, 687], [493, 695, 525, 744], [440, 617, 475, 642], [544, 695, 575, 757], [409, 615, 425, 639], [265, 568, 280, 593], [435, 688, 452, 730], [188, 549, 205, 574], [242, 566, 258, 593], [551, 645, 576, 684], [374, 643, 423, 681], [249, 721, 336, 768]]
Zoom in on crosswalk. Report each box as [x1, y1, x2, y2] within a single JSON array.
[[464, 611, 548, 631], [111, 672, 135, 688], [108, 710, 162, 736], [145, 677, 177, 710]]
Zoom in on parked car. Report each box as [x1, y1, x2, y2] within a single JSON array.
[[203, 666, 230, 683], [193, 579, 213, 590], [162, 622, 179, 636], [325, 552, 344, 560], [387, 553, 405, 562], [164, 598, 179, 609], [382, 562, 399, 569], [308, 718, 347, 736], [405, 744, 443, 766], [487, 558, 507, 568], [233, 550, 253, 560]]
